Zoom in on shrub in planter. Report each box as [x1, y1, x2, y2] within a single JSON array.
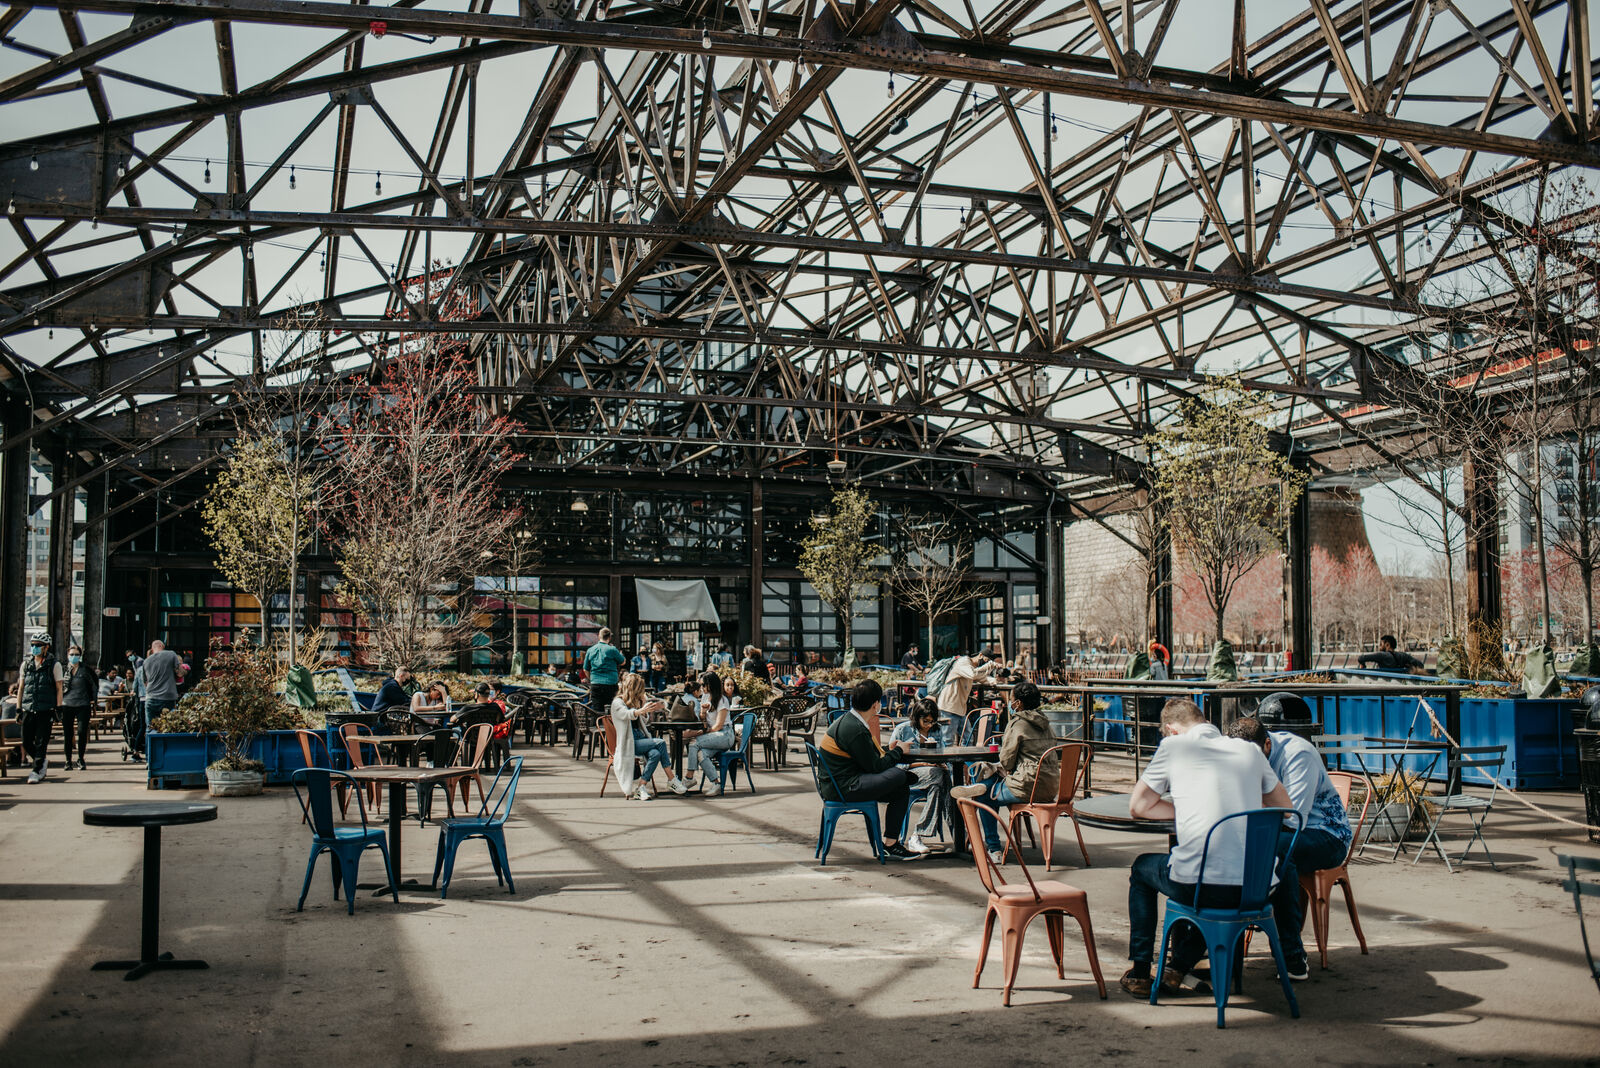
[[152, 638, 315, 784]]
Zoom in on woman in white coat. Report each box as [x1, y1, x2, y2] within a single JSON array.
[[610, 672, 683, 799]]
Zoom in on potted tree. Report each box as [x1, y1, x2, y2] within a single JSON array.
[[166, 639, 288, 796]]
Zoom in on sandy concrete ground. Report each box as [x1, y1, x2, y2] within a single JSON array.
[[1, 732, 1598, 1067]]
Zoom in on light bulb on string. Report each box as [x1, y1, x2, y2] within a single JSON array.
[[1051, 114, 1058, 142], [887, 74, 895, 99], [1275, 231, 1282, 247], [1423, 228, 1433, 252], [375, 172, 382, 196], [320, 251, 327, 272], [117, 158, 126, 178], [91, 217, 98, 230], [29, 154, 38, 171], [1121, 135, 1131, 162], [204, 159, 211, 184], [289, 165, 296, 190], [702, 28, 711, 48], [1254, 169, 1261, 193], [5, 197, 12, 216]]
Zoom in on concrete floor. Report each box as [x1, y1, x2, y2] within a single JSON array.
[[1, 733, 1598, 1067]]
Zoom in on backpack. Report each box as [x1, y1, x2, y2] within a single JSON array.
[[923, 656, 957, 697]]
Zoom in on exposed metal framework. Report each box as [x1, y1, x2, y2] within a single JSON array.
[[0, 0, 1596, 519]]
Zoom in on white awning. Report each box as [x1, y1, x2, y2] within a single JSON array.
[[634, 578, 721, 626]]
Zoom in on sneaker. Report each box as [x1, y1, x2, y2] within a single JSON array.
[[26, 769, 41, 784], [987, 849, 1006, 867], [904, 835, 930, 855], [883, 842, 927, 861], [950, 783, 988, 801], [77, 760, 87, 771], [1280, 957, 1310, 982], [668, 777, 688, 796], [636, 785, 653, 801]]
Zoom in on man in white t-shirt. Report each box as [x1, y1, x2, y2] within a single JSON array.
[[1121, 698, 1292, 998]]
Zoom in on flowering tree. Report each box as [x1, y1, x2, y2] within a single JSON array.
[[328, 276, 522, 668], [202, 437, 303, 648]]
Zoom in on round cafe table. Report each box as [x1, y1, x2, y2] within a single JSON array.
[[82, 801, 217, 981], [1072, 793, 1177, 836]]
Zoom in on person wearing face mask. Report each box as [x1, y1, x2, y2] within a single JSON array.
[[18, 631, 64, 783], [59, 644, 98, 771]]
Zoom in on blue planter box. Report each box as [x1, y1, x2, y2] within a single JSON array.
[[147, 730, 313, 790], [1316, 691, 1578, 789]]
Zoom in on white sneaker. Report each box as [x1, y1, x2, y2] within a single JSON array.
[[668, 777, 688, 796], [905, 835, 930, 855], [987, 850, 1006, 867], [637, 785, 653, 801], [26, 769, 42, 784]]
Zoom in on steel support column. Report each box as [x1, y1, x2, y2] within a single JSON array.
[[82, 471, 107, 663], [1463, 456, 1503, 669], [748, 481, 763, 656], [1150, 520, 1174, 656], [0, 403, 30, 673], [1284, 472, 1313, 672], [48, 446, 76, 648]]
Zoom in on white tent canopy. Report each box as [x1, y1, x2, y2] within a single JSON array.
[[634, 579, 721, 626]]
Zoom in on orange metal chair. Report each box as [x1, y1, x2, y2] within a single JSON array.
[[1302, 771, 1371, 969], [1006, 742, 1093, 871], [452, 723, 494, 808], [294, 729, 348, 821], [341, 723, 392, 815], [956, 798, 1108, 1006]]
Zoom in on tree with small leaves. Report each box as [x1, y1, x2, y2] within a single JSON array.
[[1147, 376, 1308, 644], [203, 436, 303, 649], [798, 487, 880, 659]]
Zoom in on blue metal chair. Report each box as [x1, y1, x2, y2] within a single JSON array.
[[431, 756, 522, 899], [716, 712, 759, 794], [290, 767, 398, 915], [1152, 808, 1304, 1028], [804, 740, 885, 865]]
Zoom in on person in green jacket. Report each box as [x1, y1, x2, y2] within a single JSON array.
[[816, 679, 926, 860], [583, 628, 627, 714], [952, 681, 1060, 866]]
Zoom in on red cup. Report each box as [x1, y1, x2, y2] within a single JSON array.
[[988, 744, 999, 753]]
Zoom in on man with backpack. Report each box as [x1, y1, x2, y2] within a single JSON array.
[[18, 631, 64, 783], [933, 650, 995, 745]]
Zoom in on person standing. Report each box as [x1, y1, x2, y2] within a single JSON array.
[[648, 642, 668, 691], [937, 650, 995, 745], [584, 627, 627, 716], [18, 631, 64, 782], [59, 643, 98, 771], [137, 639, 183, 741], [710, 644, 733, 670]]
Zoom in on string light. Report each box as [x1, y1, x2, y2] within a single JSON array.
[[91, 217, 98, 230], [1254, 169, 1261, 193], [1423, 228, 1433, 252], [375, 171, 382, 195], [289, 164, 296, 190], [1050, 113, 1058, 142], [204, 159, 211, 184], [1121, 135, 1131, 162], [702, 28, 711, 48], [320, 251, 327, 272], [29, 154, 38, 171], [5, 197, 12, 216], [887, 74, 895, 99], [1275, 231, 1282, 247], [116, 158, 126, 177]]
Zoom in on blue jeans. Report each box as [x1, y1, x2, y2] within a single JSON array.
[[688, 726, 735, 779], [975, 778, 1021, 852], [1127, 852, 1242, 972], [632, 732, 669, 780], [1270, 826, 1351, 966]]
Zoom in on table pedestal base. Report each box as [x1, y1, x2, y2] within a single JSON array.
[[93, 952, 208, 982]]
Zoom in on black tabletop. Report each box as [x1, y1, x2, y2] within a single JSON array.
[[84, 802, 218, 828], [1073, 794, 1175, 834]]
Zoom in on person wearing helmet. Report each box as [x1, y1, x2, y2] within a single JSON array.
[[18, 631, 64, 783]]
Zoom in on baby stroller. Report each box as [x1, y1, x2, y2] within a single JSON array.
[[121, 698, 145, 762]]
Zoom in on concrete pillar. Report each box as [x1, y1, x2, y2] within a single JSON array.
[[82, 471, 107, 664], [1463, 456, 1503, 667], [0, 403, 29, 672]]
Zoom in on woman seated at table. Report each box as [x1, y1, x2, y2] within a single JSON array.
[[951, 681, 1059, 867], [787, 661, 812, 693], [611, 672, 686, 800], [685, 675, 739, 795], [411, 680, 452, 723], [889, 697, 956, 852]]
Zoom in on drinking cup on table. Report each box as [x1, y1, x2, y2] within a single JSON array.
[[988, 743, 999, 753]]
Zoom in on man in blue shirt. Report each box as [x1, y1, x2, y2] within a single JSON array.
[[1227, 715, 1353, 981], [709, 644, 733, 670], [583, 628, 627, 715]]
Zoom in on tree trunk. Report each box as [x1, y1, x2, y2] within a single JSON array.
[[287, 506, 300, 666], [258, 583, 270, 649], [925, 609, 934, 661], [841, 612, 853, 660]]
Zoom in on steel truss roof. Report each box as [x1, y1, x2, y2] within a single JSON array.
[[0, 0, 1596, 520]]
